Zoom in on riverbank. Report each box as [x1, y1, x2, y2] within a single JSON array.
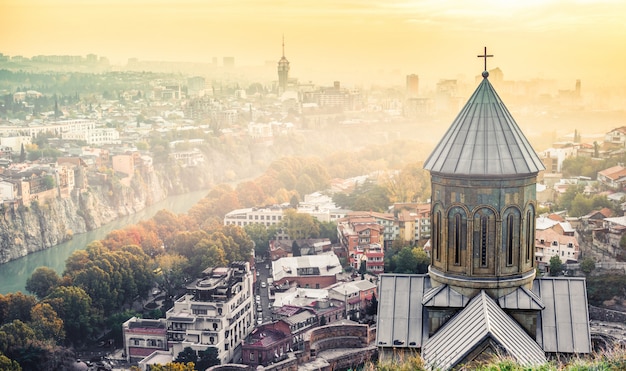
[[0, 188, 211, 294]]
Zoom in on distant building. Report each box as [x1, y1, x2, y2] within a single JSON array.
[[597, 165, 626, 190], [277, 36, 290, 93]]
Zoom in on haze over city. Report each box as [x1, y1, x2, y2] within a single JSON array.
[[3, 0, 626, 87]]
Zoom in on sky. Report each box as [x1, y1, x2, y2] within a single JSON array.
[[2, 0, 626, 87]]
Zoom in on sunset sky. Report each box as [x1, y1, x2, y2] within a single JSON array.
[[2, 0, 626, 87]]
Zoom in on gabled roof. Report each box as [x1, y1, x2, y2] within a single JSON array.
[[498, 286, 545, 311], [532, 277, 591, 354], [422, 284, 469, 308], [422, 291, 546, 371], [424, 75, 544, 176]]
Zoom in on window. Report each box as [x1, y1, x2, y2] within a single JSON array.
[[250, 352, 255, 361], [480, 216, 488, 267], [433, 211, 441, 261], [507, 215, 514, 266], [454, 214, 462, 265]]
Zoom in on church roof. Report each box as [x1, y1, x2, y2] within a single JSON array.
[[422, 284, 470, 308], [376, 274, 429, 348], [424, 75, 545, 176], [532, 277, 592, 353], [422, 291, 547, 371], [498, 286, 545, 311]]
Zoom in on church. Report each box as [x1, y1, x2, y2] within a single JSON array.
[[376, 51, 591, 370]]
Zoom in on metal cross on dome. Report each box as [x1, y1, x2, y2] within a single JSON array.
[[477, 47, 493, 72]]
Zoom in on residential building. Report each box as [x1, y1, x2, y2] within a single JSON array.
[[166, 262, 254, 365], [122, 317, 168, 363], [269, 238, 332, 261], [271, 253, 342, 289], [327, 280, 377, 319], [337, 214, 383, 270], [241, 323, 291, 367], [597, 165, 626, 190], [592, 216, 626, 258], [535, 228, 580, 269]]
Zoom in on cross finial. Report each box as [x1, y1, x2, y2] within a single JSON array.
[[477, 46, 493, 72]]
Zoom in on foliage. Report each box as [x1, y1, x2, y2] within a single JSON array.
[[175, 346, 198, 364], [0, 292, 37, 325], [155, 254, 189, 300], [196, 346, 220, 370], [244, 223, 273, 258], [25, 267, 60, 299], [386, 246, 430, 274], [107, 310, 140, 347], [586, 274, 626, 306], [333, 179, 390, 212], [549, 255, 563, 276], [379, 163, 431, 204], [142, 362, 196, 371], [43, 286, 98, 345], [0, 353, 21, 371], [281, 209, 320, 240], [579, 257, 596, 276], [29, 303, 65, 344]]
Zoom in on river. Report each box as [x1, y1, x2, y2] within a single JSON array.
[[0, 189, 210, 295]]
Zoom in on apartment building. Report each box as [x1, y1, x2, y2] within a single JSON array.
[[166, 262, 254, 365]]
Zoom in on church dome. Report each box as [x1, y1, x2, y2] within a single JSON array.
[[424, 75, 545, 177]]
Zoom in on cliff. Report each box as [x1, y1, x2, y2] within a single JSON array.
[[0, 140, 263, 264]]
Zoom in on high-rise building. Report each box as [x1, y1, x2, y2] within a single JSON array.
[[277, 36, 290, 93], [406, 74, 419, 99]]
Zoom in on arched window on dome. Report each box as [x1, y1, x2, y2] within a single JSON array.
[[473, 207, 495, 270], [503, 207, 521, 267], [447, 207, 467, 266], [433, 210, 442, 262], [525, 206, 535, 264]]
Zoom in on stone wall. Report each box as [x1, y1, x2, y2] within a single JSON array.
[[589, 305, 626, 323]]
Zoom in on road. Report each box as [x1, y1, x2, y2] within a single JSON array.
[[255, 259, 273, 325]]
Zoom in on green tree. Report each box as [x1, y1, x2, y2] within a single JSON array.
[[549, 255, 563, 276], [393, 247, 420, 274], [25, 267, 60, 299], [0, 320, 36, 354], [155, 254, 189, 300], [412, 247, 430, 274], [44, 286, 97, 344], [0, 353, 21, 371], [244, 223, 271, 258], [196, 346, 220, 370], [580, 257, 596, 276], [281, 209, 319, 240], [175, 347, 198, 364], [19, 144, 25, 163]]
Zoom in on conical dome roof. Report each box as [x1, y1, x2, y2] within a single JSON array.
[[424, 74, 545, 176]]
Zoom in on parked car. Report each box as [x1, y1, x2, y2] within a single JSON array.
[[261, 281, 266, 288]]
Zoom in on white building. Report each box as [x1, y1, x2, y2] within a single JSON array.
[[166, 262, 254, 365]]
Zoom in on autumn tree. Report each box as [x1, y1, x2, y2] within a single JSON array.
[[29, 303, 65, 344], [0, 293, 37, 325]]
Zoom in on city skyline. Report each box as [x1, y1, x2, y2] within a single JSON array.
[[2, 0, 626, 87]]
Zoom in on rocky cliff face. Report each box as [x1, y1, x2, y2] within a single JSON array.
[[0, 167, 172, 264]]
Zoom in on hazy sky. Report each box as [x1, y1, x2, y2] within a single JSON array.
[[2, 0, 626, 87]]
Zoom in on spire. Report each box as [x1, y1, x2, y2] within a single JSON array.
[[282, 34, 285, 57]]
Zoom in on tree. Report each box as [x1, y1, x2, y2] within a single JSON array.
[[155, 254, 189, 300], [412, 247, 430, 274], [580, 257, 596, 276], [0, 353, 21, 371], [244, 223, 270, 258], [281, 209, 319, 240], [26, 267, 60, 299], [175, 347, 198, 364], [549, 255, 563, 276], [29, 303, 65, 344], [366, 293, 378, 316], [196, 346, 220, 370], [19, 144, 25, 163], [44, 286, 97, 344]]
